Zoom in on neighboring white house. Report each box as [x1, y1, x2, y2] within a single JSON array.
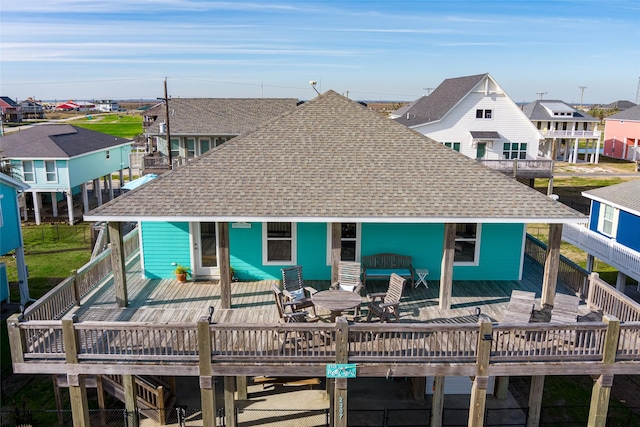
[[392, 73, 544, 163], [522, 99, 601, 164]]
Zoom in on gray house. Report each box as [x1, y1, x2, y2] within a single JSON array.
[[143, 98, 299, 172]]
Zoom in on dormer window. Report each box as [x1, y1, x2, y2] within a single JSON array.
[[475, 109, 492, 119]]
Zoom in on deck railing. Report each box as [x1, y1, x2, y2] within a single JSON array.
[[587, 273, 640, 322], [9, 316, 637, 374], [22, 228, 140, 322], [525, 234, 590, 296], [541, 130, 601, 139], [477, 159, 553, 177], [563, 223, 640, 280]]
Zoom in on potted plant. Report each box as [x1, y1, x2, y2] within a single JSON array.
[[174, 265, 191, 283]]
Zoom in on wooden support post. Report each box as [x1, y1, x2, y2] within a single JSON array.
[[541, 223, 562, 308], [494, 376, 509, 400], [62, 316, 90, 427], [219, 222, 232, 309], [7, 314, 25, 365], [95, 178, 103, 206], [334, 317, 349, 427], [440, 223, 455, 310], [82, 183, 89, 214], [411, 377, 426, 400], [96, 375, 106, 426], [70, 270, 80, 306], [587, 315, 620, 427], [430, 377, 445, 427], [615, 271, 626, 292], [527, 376, 545, 427], [123, 375, 139, 427], [468, 315, 492, 427], [198, 317, 217, 427], [108, 221, 128, 308], [224, 376, 236, 427], [51, 191, 59, 217], [331, 223, 341, 284], [33, 191, 42, 225], [236, 376, 248, 400], [53, 375, 65, 426], [66, 190, 74, 225]]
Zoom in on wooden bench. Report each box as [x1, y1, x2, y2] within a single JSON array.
[[362, 253, 415, 289]]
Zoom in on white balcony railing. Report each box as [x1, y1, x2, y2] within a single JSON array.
[[562, 223, 640, 281], [541, 130, 601, 139]]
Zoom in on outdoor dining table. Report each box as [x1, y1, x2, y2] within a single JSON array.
[[311, 289, 362, 321]]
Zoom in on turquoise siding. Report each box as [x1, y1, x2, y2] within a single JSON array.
[[68, 145, 132, 186], [141, 222, 191, 279], [142, 221, 525, 281], [10, 159, 70, 190], [0, 183, 22, 254], [230, 223, 331, 281]]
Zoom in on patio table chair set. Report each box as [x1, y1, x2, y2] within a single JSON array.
[[278, 263, 405, 323]]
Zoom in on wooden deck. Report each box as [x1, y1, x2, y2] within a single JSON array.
[[73, 256, 592, 325]]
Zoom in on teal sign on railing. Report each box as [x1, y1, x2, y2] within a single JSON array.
[[326, 364, 357, 378]]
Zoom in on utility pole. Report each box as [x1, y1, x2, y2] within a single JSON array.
[[536, 91, 547, 100], [423, 87, 435, 96], [161, 78, 173, 170], [578, 86, 587, 108]]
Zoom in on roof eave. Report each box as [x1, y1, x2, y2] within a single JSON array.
[[83, 214, 588, 224]]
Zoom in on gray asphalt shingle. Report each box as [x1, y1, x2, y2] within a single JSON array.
[[583, 180, 640, 215], [86, 91, 585, 223], [0, 125, 131, 158]]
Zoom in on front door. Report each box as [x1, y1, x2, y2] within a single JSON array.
[[192, 222, 219, 277], [476, 143, 486, 159]]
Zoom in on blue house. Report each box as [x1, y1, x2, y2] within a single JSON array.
[[0, 125, 133, 224], [0, 173, 30, 305], [86, 91, 586, 310], [570, 179, 640, 290]]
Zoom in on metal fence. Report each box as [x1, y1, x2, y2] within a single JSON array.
[[1, 405, 638, 426]]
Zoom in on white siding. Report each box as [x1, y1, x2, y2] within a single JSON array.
[[412, 79, 542, 160]]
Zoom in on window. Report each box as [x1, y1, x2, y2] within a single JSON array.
[[263, 222, 296, 264], [502, 142, 528, 160], [199, 138, 211, 155], [105, 150, 110, 159], [443, 142, 461, 152], [454, 224, 480, 265], [45, 160, 57, 182], [170, 138, 180, 159], [22, 161, 35, 182], [327, 223, 361, 263], [597, 204, 619, 238], [186, 138, 196, 158], [476, 109, 492, 119]]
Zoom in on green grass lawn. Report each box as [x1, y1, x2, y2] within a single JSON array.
[[70, 113, 143, 139]]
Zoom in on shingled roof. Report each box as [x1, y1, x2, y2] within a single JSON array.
[[146, 98, 299, 135], [86, 91, 585, 224], [605, 105, 640, 122], [521, 100, 598, 122], [583, 180, 640, 216], [393, 74, 488, 127], [0, 125, 132, 159]]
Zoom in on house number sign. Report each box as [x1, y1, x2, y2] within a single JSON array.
[[326, 363, 357, 378]]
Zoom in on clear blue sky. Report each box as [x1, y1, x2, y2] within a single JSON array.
[[1, 1, 639, 104]]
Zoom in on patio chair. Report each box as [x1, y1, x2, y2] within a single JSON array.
[[329, 261, 363, 318], [272, 284, 318, 323], [330, 261, 363, 293], [281, 266, 317, 317], [365, 273, 405, 323], [550, 293, 580, 325], [502, 290, 536, 323]]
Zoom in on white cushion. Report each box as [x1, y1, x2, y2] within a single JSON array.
[[339, 284, 356, 292], [289, 288, 305, 301]]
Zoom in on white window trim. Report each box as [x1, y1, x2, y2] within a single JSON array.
[[198, 138, 211, 156], [21, 160, 35, 183], [326, 223, 362, 265], [454, 224, 481, 266], [44, 160, 58, 183], [597, 203, 619, 239], [262, 222, 297, 265]]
